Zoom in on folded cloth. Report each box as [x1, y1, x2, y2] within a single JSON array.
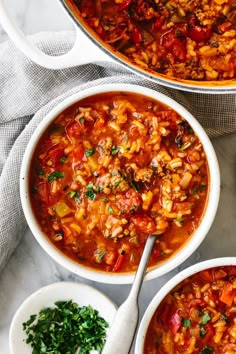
[[0, 31, 235, 271]]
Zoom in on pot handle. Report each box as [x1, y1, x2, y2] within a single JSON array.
[[0, 0, 113, 69]]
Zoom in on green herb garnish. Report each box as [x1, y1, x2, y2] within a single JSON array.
[[36, 169, 45, 176], [67, 191, 76, 198], [79, 117, 85, 124], [48, 171, 64, 182], [111, 145, 120, 155], [95, 249, 107, 263], [60, 156, 67, 164], [201, 346, 214, 354], [221, 314, 229, 324], [22, 300, 108, 354], [174, 217, 186, 223], [200, 313, 211, 326], [200, 328, 206, 337], [85, 183, 97, 201], [181, 318, 192, 327], [200, 184, 207, 191], [114, 180, 121, 188], [85, 148, 95, 157], [108, 206, 114, 214], [180, 142, 192, 151], [130, 180, 141, 193], [102, 198, 108, 203]]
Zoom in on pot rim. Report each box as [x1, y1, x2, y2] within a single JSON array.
[[135, 257, 236, 353], [20, 83, 220, 284], [60, 0, 236, 94]]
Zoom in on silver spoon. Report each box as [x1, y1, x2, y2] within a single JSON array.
[[102, 234, 158, 354]]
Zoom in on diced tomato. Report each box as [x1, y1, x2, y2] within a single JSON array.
[[188, 26, 211, 42], [154, 17, 163, 30], [187, 298, 205, 309], [161, 26, 187, 61], [62, 225, 72, 239], [202, 323, 215, 345], [159, 303, 171, 325], [66, 120, 87, 139], [116, 189, 142, 214], [92, 109, 107, 129], [73, 145, 84, 160], [220, 281, 235, 306], [113, 253, 126, 272], [169, 309, 181, 335], [118, 0, 131, 12], [130, 215, 156, 234], [131, 27, 142, 44], [36, 182, 49, 204], [201, 269, 213, 282], [43, 144, 64, 167]]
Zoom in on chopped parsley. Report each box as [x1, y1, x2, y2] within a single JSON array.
[[22, 300, 108, 354], [114, 180, 121, 188], [221, 313, 229, 324], [67, 191, 76, 198], [174, 217, 186, 223], [108, 206, 114, 214], [111, 145, 120, 155], [201, 346, 214, 354], [67, 191, 81, 203], [36, 169, 45, 176], [60, 156, 67, 164], [96, 185, 103, 193], [200, 313, 211, 326], [102, 198, 108, 203], [85, 148, 95, 157], [48, 171, 64, 182], [151, 166, 157, 171], [200, 328, 206, 337], [180, 142, 192, 151], [130, 180, 141, 193], [200, 184, 207, 191], [181, 318, 192, 327], [85, 183, 97, 201], [95, 249, 107, 263], [79, 117, 85, 124]]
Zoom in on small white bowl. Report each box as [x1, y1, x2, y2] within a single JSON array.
[[135, 257, 236, 353], [9, 282, 117, 354], [20, 83, 220, 284]]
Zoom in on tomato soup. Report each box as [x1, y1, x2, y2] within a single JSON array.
[[144, 266, 236, 354], [71, 0, 236, 81], [29, 92, 209, 273]]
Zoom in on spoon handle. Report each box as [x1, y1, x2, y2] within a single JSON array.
[[102, 235, 157, 354]]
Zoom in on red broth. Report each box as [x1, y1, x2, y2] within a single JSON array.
[[144, 266, 236, 354], [29, 92, 209, 273], [70, 0, 236, 81]]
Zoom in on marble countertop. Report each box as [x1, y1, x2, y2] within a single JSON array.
[[0, 2, 236, 354]]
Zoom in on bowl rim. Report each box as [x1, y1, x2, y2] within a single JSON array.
[[135, 257, 236, 353], [61, 0, 236, 94], [9, 281, 117, 354], [20, 83, 221, 284]]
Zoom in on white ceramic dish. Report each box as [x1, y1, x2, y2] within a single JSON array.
[[9, 282, 117, 354], [20, 83, 220, 284], [135, 257, 236, 353]]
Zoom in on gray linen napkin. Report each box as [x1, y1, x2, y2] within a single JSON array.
[[0, 31, 235, 271]]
